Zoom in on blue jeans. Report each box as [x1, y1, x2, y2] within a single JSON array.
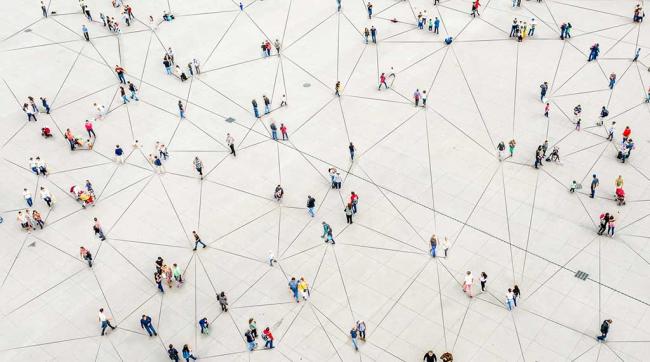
[[122, 95, 129, 103], [609, 80, 615, 89], [144, 324, 157, 336], [166, 67, 172, 75], [430, 246, 436, 257], [308, 207, 315, 217], [157, 282, 164, 293], [264, 105, 270, 114], [194, 240, 206, 249], [26, 197, 33, 207], [265, 339, 274, 348], [247, 341, 257, 351], [131, 91, 139, 100], [506, 299, 514, 310], [271, 130, 277, 140], [118, 73, 126, 83], [291, 288, 299, 301], [352, 337, 359, 350], [180, 110, 185, 119], [253, 107, 259, 118]]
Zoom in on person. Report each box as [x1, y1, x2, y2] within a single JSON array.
[[414, 89, 421, 106], [607, 214, 616, 236], [22, 188, 33, 207], [199, 317, 209, 334], [268, 250, 277, 266], [506, 288, 515, 310], [350, 191, 359, 213], [364, 27, 370, 44], [497, 141, 505, 160], [114, 145, 124, 163], [172, 263, 183, 286], [80, 246, 93, 267], [597, 319, 612, 341], [322, 222, 335, 244], [168, 344, 180, 362], [349, 142, 356, 160], [217, 291, 228, 311], [182, 345, 197, 361], [513, 285, 521, 306], [192, 230, 206, 250], [607, 121, 616, 141], [82, 24, 90, 41], [508, 139, 516, 157], [41, 127, 52, 138], [193, 156, 203, 179], [32, 210, 44, 229], [333, 173, 342, 189], [140, 315, 157, 336], [356, 320, 366, 341], [429, 234, 437, 257], [307, 195, 316, 217], [155, 272, 164, 293], [440, 236, 450, 257], [40, 186, 53, 207], [298, 277, 310, 300], [335, 81, 341, 96], [270, 121, 278, 140], [569, 180, 577, 193], [252, 99, 259, 118], [262, 327, 274, 348], [226, 133, 236, 156], [480, 272, 487, 291], [178, 100, 185, 119], [288, 277, 300, 302], [598, 213, 610, 235], [93, 218, 106, 240], [245, 330, 257, 350], [609, 73, 616, 89], [274, 185, 284, 201], [350, 326, 359, 351], [544, 102, 550, 117], [370, 26, 377, 43], [115, 65, 126, 84], [280, 123, 288, 139], [590, 174, 599, 198], [444, 36, 453, 45], [378, 73, 388, 90], [424, 351, 437, 362], [128, 81, 139, 100], [263, 95, 271, 114], [463, 271, 473, 298], [249, 318, 258, 339], [98, 308, 116, 335], [622, 126, 631, 142]]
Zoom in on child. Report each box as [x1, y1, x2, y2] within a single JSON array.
[[569, 180, 577, 193]]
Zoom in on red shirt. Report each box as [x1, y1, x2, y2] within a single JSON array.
[[263, 330, 274, 341], [85, 122, 93, 130], [115, 66, 124, 74], [350, 193, 358, 203], [622, 128, 631, 137]]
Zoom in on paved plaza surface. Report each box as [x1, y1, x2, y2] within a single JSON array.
[[1, 0, 650, 361]]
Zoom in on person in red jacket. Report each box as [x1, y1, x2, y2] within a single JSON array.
[[622, 126, 631, 142], [378, 72, 388, 90], [262, 327, 274, 349]]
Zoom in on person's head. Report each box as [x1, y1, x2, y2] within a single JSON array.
[[607, 319, 613, 323], [427, 351, 434, 356], [249, 318, 254, 323], [169, 344, 174, 349], [481, 272, 486, 277], [142, 314, 146, 319], [291, 277, 296, 281], [264, 327, 270, 332], [93, 217, 98, 221], [593, 174, 597, 178], [466, 271, 471, 275], [99, 308, 104, 313], [514, 284, 519, 290], [508, 288, 512, 292], [116, 144, 120, 148]]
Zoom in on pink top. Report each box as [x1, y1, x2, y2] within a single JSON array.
[[85, 122, 93, 130]]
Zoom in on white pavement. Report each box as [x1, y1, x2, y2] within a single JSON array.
[[1, 0, 650, 361]]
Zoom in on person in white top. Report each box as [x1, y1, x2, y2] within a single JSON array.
[[23, 188, 33, 207], [463, 271, 473, 298], [39, 186, 53, 207], [506, 288, 515, 310], [192, 58, 201, 74], [98, 308, 116, 335], [440, 236, 450, 257], [93, 103, 107, 119], [17, 211, 31, 231], [226, 133, 236, 156]]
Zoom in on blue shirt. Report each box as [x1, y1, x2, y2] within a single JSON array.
[[350, 329, 358, 338], [140, 316, 152, 328], [288, 280, 298, 291], [115, 147, 123, 156]]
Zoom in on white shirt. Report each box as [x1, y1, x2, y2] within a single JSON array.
[[506, 291, 514, 301], [17, 213, 27, 223], [23, 190, 32, 199], [464, 274, 473, 285], [226, 135, 234, 145], [98, 311, 107, 322], [40, 189, 51, 199], [29, 160, 38, 169], [440, 238, 450, 249]]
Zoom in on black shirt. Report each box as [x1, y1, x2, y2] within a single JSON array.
[[424, 352, 437, 362], [307, 197, 315, 208]]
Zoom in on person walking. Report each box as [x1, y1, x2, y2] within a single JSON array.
[[597, 213, 609, 235], [590, 174, 599, 198], [480, 272, 487, 291], [335, 81, 341, 96], [414, 89, 421, 106], [192, 230, 207, 250], [513, 285, 521, 306], [349, 142, 356, 160], [367, 2, 373, 18], [80, 246, 93, 267], [307, 195, 316, 217], [378, 73, 388, 90], [506, 288, 515, 310], [463, 271, 473, 298], [429, 234, 437, 257], [199, 317, 209, 334], [40, 186, 53, 207], [128, 81, 139, 101], [85, 120, 96, 138], [23, 188, 33, 207], [288, 277, 300, 302], [280, 123, 288, 140], [607, 214, 616, 237], [596, 319, 613, 341], [350, 191, 359, 213], [140, 315, 158, 336], [98, 308, 117, 335], [178, 100, 185, 119], [172, 263, 184, 286], [607, 121, 616, 141], [41, 1, 48, 17], [609, 73, 616, 89], [40, 97, 50, 114], [226, 133, 236, 156], [114, 145, 124, 163], [440, 236, 450, 257], [23, 103, 37, 122], [544, 102, 550, 117], [182, 345, 197, 361], [252, 99, 259, 118], [434, 17, 440, 34], [155, 272, 165, 293], [193, 157, 203, 179], [82, 25, 90, 41], [217, 291, 229, 311], [633, 48, 641, 61], [356, 320, 366, 341], [370, 26, 377, 43], [245, 330, 257, 350], [350, 326, 359, 351], [508, 139, 516, 157], [262, 327, 275, 348], [168, 344, 180, 362], [93, 217, 107, 241], [249, 318, 258, 339], [364, 27, 370, 44], [344, 203, 354, 224], [115, 65, 127, 84]]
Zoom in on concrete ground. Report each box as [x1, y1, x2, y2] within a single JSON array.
[[1, 0, 650, 361]]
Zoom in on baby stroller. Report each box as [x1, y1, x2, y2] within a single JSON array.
[[615, 188, 626, 206], [546, 147, 560, 162]]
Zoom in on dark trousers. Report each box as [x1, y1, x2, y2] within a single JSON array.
[[87, 129, 96, 138], [480, 281, 486, 291], [194, 239, 206, 250], [144, 324, 157, 336], [84, 33, 89, 41], [229, 144, 236, 156], [101, 321, 116, 335], [85, 255, 93, 267], [346, 215, 352, 224]]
